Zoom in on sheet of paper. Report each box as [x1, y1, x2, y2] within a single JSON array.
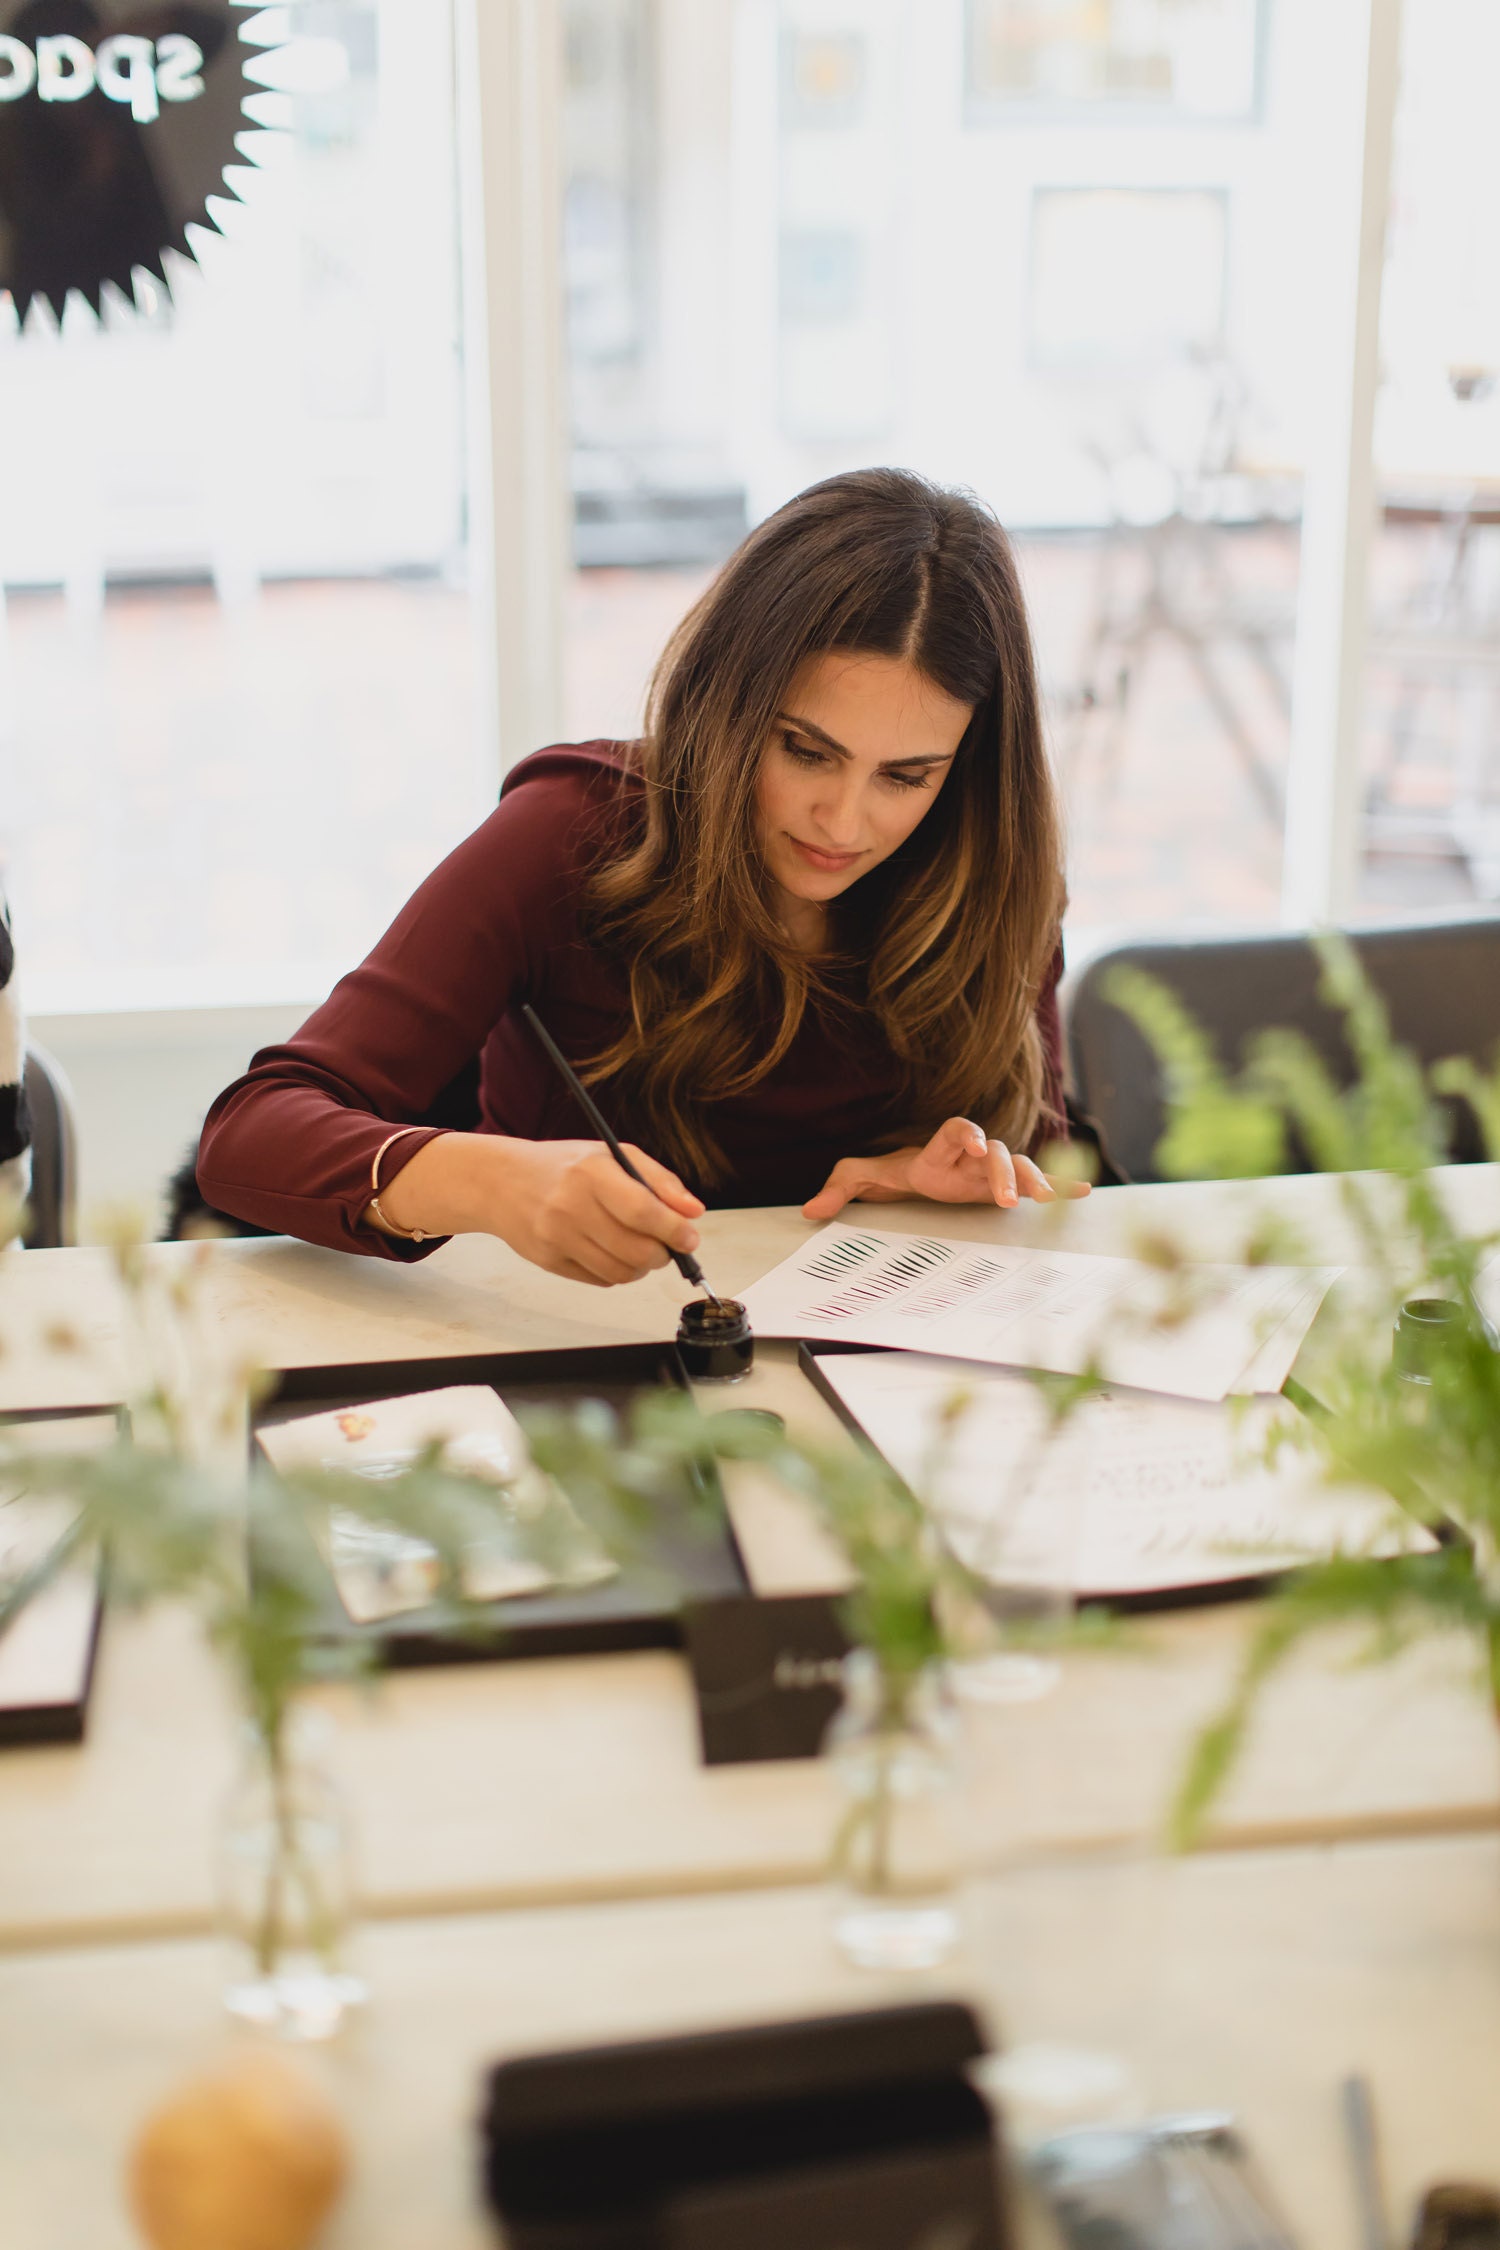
[[817, 1352, 1431, 1599], [0, 1414, 115, 1719], [1228, 1262, 1345, 1396], [256, 1387, 616, 1625], [739, 1226, 1339, 1403]]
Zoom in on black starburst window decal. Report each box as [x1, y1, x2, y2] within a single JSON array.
[[0, 0, 282, 326]]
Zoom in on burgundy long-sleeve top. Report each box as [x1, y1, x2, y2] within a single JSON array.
[[198, 743, 1066, 1259]]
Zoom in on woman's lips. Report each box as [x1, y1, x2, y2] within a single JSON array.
[[787, 836, 864, 873]]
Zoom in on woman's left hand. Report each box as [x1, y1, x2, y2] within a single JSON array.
[[803, 1115, 1091, 1221]]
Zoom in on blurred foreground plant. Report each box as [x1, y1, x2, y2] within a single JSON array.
[[0, 1227, 637, 2027], [1108, 939, 1500, 1846], [2, 1219, 1039, 1990]]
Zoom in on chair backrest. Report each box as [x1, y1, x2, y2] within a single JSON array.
[[1065, 917, 1500, 1183], [21, 1043, 79, 1250]]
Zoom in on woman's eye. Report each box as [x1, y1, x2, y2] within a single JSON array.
[[778, 734, 930, 790]]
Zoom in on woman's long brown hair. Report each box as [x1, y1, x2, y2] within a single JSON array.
[[584, 466, 1065, 1185]]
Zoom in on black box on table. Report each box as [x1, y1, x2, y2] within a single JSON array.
[[481, 2001, 1010, 2250]]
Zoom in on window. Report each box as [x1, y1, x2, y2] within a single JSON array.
[[0, 0, 488, 1005], [8, 0, 1474, 1027], [965, 0, 1264, 122], [1028, 187, 1228, 370], [1356, 0, 1500, 911], [559, 0, 1316, 933]]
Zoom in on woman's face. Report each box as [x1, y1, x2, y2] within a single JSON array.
[[754, 650, 973, 915]]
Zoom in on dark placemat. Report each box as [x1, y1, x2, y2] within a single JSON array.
[[254, 1342, 749, 1665], [0, 1406, 119, 1745]]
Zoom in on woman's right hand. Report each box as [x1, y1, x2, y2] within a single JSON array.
[[370, 1132, 705, 1287]]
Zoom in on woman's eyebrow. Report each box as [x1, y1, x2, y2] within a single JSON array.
[[776, 713, 956, 767], [777, 711, 852, 758]]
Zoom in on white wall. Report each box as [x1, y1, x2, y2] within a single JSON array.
[[31, 1001, 313, 1239]]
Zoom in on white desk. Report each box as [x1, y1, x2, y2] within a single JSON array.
[[3, 1171, 1500, 1951], [5, 1173, 1500, 2249], [7, 1163, 1495, 1410], [5, 1833, 1499, 2250]]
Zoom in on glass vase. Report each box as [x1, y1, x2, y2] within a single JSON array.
[[825, 1650, 962, 1971], [217, 1712, 366, 2040]]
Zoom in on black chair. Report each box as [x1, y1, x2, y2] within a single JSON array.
[[1065, 916, 1500, 1183], [21, 1044, 78, 1249]]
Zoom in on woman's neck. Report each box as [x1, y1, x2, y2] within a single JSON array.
[[772, 887, 829, 955]]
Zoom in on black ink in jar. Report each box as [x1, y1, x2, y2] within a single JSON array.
[[676, 1297, 754, 1383]]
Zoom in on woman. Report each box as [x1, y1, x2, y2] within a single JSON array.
[[198, 469, 1086, 1286]]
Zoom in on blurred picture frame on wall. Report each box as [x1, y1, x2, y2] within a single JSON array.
[[780, 28, 867, 130], [966, 0, 1266, 123]]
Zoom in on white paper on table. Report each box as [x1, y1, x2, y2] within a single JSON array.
[[738, 1226, 1340, 1403], [0, 1414, 116, 1717], [817, 1352, 1432, 1599], [1228, 1262, 1345, 1396], [255, 1386, 616, 1625]]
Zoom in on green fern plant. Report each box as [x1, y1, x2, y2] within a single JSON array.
[[4, 1198, 1110, 1968], [1107, 938, 1500, 1846], [0, 1229, 1006, 1858], [521, 1385, 1005, 1696]]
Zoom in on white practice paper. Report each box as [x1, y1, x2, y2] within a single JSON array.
[[818, 1352, 1431, 1599], [739, 1227, 1340, 1403], [256, 1386, 616, 1625], [0, 1414, 115, 1724]]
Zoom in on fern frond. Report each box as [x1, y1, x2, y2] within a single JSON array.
[[1171, 1546, 1490, 1847], [1103, 966, 1285, 1181]]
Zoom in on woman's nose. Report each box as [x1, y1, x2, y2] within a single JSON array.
[[810, 776, 862, 843]]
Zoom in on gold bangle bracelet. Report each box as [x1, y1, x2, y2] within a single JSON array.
[[367, 1191, 426, 1243], [368, 1129, 429, 1243]]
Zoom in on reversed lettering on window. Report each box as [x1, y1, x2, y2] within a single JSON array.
[[0, 0, 288, 325]]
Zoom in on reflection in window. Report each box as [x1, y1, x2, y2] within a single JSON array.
[[779, 230, 865, 328], [1359, 0, 1500, 909], [776, 2, 894, 445], [780, 30, 866, 130], [563, 0, 747, 568], [565, 0, 651, 377], [0, 0, 481, 994], [1029, 188, 1228, 370], [967, 0, 1263, 119]]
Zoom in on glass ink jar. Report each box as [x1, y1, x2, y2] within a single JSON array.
[[1393, 1296, 1469, 1384], [676, 1297, 754, 1383]]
